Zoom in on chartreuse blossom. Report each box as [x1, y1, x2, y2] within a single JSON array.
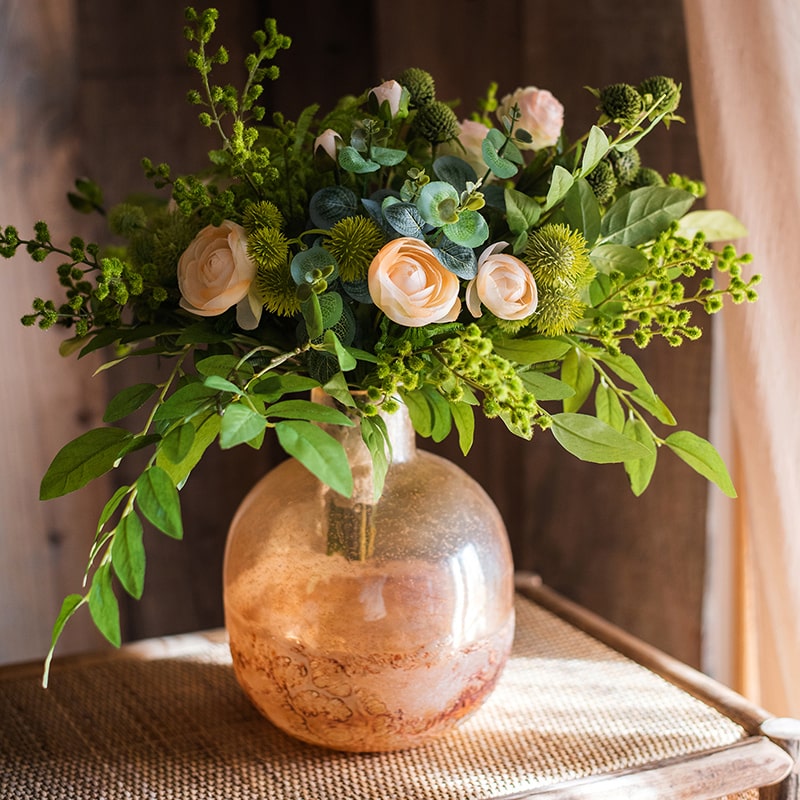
[[0, 5, 760, 681]]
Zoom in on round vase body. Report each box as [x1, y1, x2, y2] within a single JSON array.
[[223, 396, 515, 752]]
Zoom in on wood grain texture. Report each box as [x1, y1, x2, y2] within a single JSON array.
[[0, 0, 712, 667]]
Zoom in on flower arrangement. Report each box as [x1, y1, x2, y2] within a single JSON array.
[[2, 8, 759, 682]]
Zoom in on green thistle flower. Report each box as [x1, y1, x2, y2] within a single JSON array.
[[396, 67, 436, 107], [248, 226, 289, 270], [638, 75, 681, 114], [411, 100, 460, 145], [108, 204, 147, 237], [598, 83, 644, 127], [609, 147, 641, 185], [323, 216, 384, 282], [534, 286, 586, 337], [586, 159, 618, 204], [242, 200, 285, 233], [525, 223, 592, 287], [254, 259, 301, 317], [129, 211, 197, 286], [632, 167, 666, 188]]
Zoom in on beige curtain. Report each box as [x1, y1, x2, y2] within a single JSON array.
[[684, 0, 800, 715]]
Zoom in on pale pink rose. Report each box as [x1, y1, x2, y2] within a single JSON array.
[[314, 128, 342, 161], [466, 242, 538, 320], [497, 87, 564, 150], [368, 238, 461, 327], [440, 119, 492, 178], [178, 221, 256, 322], [369, 79, 404, 118]]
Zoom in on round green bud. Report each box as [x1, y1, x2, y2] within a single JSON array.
[[411, 100, 460, 145], [609, 147, 641, 185], [632, 167, 666, 188], [585, 159, 618, 204], [396, 67, 436, 107], [598, 83, 644, 127], [638, 75, 681, 114]]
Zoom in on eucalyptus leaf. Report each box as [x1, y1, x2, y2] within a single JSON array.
[[88, 564, 121, 648], [433, 239, 478, 279], [482, 131, 518, 179], [600, 186, 695, 246], [665, 430, 737, 497], [442, 208, 489, 249], [103, 383, 158, 423], [275, 420, 353, 497], [220, 404, 268, 449], [111, 512, 146, 599], [433, 155, 478, 191], [383, 202, 426, 238], [417, 181, 460, 227], [338, 145, 380, 174], [550, 413, 651, 463], [40, 427, 133, 500], [370, 145, 407, 167], [290, 245, 338, 286], [308, 185, 359, 228], [136, 466, 183, 539], [623, 418, 658, 496]]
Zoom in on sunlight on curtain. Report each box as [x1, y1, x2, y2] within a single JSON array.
[[684, 0, 800, 716]]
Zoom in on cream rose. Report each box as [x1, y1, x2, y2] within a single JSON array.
[[497, 86, 564, 150], [368, 238, 461, 327], [178, 221, 256, 320], [314, 128, 342, 161], [466, 242, 538, 321], [369, 79, 405, 118]]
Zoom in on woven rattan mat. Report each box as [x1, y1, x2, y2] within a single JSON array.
[[0, 595, 757, 799]]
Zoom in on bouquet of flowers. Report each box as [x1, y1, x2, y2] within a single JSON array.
[[1, 7, 758, 681]]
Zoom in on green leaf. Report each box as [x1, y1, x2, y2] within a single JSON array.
[[544, 165, 575, 212], [322, 372, 357, 408], [40, 427, 133, 500], [266, 398, 353, 426], [96, 484, 131, 533], [153, 382, 217, 422], [665, 431, 736, 497], [421, 386, 452, 443], [629, 388, 677, 426], [561, 347, 595, 413], [443, 209, 490, 249], [559, 179, 601, 245], [308, 185, 359, 227], [88, 564, 121, 647], [203, 374, 242, 394], [338, 145, 380, 174], [321, 329, 357, 372], [383, 202, 426, 239], [449, 400, 475, 455], [600, 187, 696, 246], [581, 126, 610, 174], [590, 243, 649, 277], [196, 354, 253, 380], [371, 145, 407, 167], [492, 337, 572, 365], [550, 413, 651, 463], [519, 370, 575, 401], [504, 188, 542, 235], [595, 350, 651, 391], [402, 390, 433, 437], [43, 594, 84, 687], [251, 373, 320, 401], [103, 383, 158, 423], [160, 422, 196, 463], [433, 155, 478, 191], [417, 181, 460, 227], [156, 411, 220, 487], [482, 130, 518, 179], [623, 418, 658, 496], [595, 382, 625, 432], [136, 466, 183, 539], [361, 416, 390, 501], [275, 420, 353, 497], [219, 404, 268, 449], [111, 512, 146, 599], [677, 209, 748, 242]]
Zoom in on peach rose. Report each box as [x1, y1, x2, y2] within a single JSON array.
[[441, 119, 491, 178], [314, 128, 342, 161], [368, 238, 461, 327], [466, 242, 538, 320], [178, 221, 256, 320], [369, 80, 406, 118], [497, 87, 564, 150]]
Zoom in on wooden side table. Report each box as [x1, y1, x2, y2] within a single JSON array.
[[0, 573, 796, 799]]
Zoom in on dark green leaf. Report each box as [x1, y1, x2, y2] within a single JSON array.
[[665, 431, 736, 497], [433, 155, 477, 191], [251, 374, 320, 401], [88, 564, 121, 647], [97, 484, 131, 532], [600, 186, 695, 246], [550, 413, 651, 463], [275, 420, 353, 497], [383, 202, 426, 239], [432, 239, 477, 279], [196, 354, 253, 380], [103, 383, 158, 422], [160, 423, 196, 463], [153, 382, 217, 422], [40, 427, 133, 500], [623, 418, 658, 496], [219, 404, 268, 449], [111, 512, 146, 599], [136, 466, 183, 539]]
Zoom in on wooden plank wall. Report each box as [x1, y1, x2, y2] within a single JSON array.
[[0, 0, 710, 667]]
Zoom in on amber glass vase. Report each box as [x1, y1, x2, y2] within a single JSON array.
[[223, 390, 515, 752]]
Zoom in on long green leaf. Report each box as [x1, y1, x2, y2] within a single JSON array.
[[665, 430, 737, 497], [623, 418, 658, 496], [111, 512, 146, 599], [595, 382, 625, 432], [519, 370, 575, 401], [156, 411, 220, 488], [103, 383, 158, 423], [600, 186, 695, 246], [88, 564, 121, 647], [219, 404, 268, 449], [265, 398, 353, 426], [493, 337, 572, 365], [361, 416, 390, 501], [550, 413, 651, 463], [561, 347, 595, 413], [40, 427, 133, 500], [43, 593, 85, 687], [449, 400, 476, 455], [136, 466, 183, 539], [275, 420, 353, 497]]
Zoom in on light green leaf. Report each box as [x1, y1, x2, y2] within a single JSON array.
[[338, 145, 379, 174], [417, 181, 460, 227], [630, 387, 677, 425], [590, 243, 649, 277], [504, 188, 541, 234], [600, 186, 695, 246], [482, 130, 518, 179], [103, 383, 158, 423], [266, 398, 353, 426], [519, 370, 575, 401], [623, 418, 658, 496], [111, 512, 145, 599], [203, 374, 242, 394], [558, 179, 601, 245], [96, 484, 131, 533], [595, 350, 651, 391], [220, 404, 268, 449], [156, 411, 220, 487], [561, 347, 595, 413], [544, 165, 575, 211], [160, 422, 196, 463], [402, 389, 433, 437], [443, 209, 489, 248], [493, 337, 572, 365], [136, 466, 183, 539], [449, 400, 475, 455], [40, 427, 133, 500], [550, 413, 651, 463], [43, 594, 84, 687], [88, 564, 121, 648], [321, 328, 357, 372], [196, 354, 250, 379], [361, 416, 390, 501], [371, 145, 406, 167], [251, 374, 320, 402], [665, 430, 736, 497], [153, 382, 217, 423], [581, 126, 610, 174], [322, 372, 357, 407], [421, 386, 452, 443], [595, 382, 625, 432], [677, 209, 748, 242], [275, 420, 353, 497]]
